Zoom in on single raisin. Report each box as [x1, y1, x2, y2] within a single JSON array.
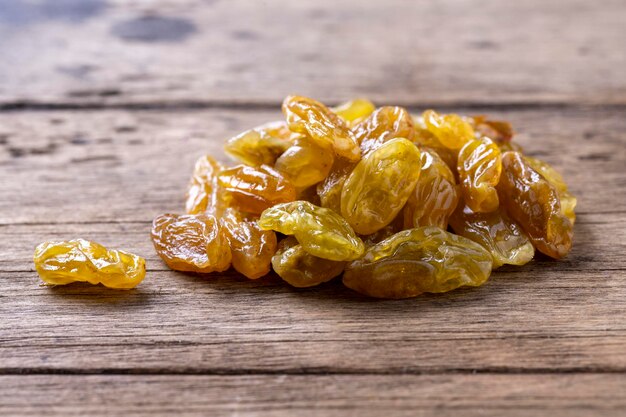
[[151, 213, 231, 273], [343, 227, 493, 299], [272, 236, 345, 288], [449, 204, 535, 268], [457, 137, 502, 213], [282, 95, 361, 161], [221, 208, 277, 279], [403, 147, 459, 229], [341, 138, 422, 234], [217, 164, 296, 214], [34, 239, 146, 289], [224, 121, 292, 167], [496, 152, 573, 259], [259, 200, 364, 261]]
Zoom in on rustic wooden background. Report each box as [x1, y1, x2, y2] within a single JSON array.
[[1, 0, 625, 415]]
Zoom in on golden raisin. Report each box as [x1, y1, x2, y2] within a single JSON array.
[[353, 106, 416, 154], [221, 208, 277, 279], [282, 95, 361, 161], [259, 200, 364, 261], [34, 239, 146, 289], [332, 98, 376, 125], [217, 164, 296, 214], [151, 213, 231, 273], [224, 121, 291, 167], [449, 204, 535, 268], [497, 152, 573, 259], [403, 147, 459, 229], [343, 227, 492, 299], [457, 137, 502, 213], [341, 138, 422, 234], [525, 156, 577, 224], [274, 135, 335, 188], [422, 110, 475, 150], [272, 236, 345, 288], [316, 157, 355, 214]]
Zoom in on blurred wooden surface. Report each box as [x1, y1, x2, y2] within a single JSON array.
[[0, 1, 625, 416]]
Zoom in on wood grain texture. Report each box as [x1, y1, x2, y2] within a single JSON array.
[[0, 0, 625, 107], [2, 1, 626, 413], [1, 107, 624, 225], [0, 105, 624, 414], [0, 108, 624, 376], [1, 374, 625, 417]]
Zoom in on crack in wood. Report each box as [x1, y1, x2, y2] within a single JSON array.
[[1, 101, 626, 113], [0, 366, 624, 376]]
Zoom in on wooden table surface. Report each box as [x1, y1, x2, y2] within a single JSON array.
[[1, 1, 625, 415]]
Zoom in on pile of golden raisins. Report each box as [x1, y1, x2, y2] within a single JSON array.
[[34, 95, 575, 298], [151, 95, 576, 298]]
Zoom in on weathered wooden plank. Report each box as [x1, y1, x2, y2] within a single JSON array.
[[1, 374, 624, 417], [0, 0, 624, 106], [1, 211, 624, 273], [0, 261, 624, 372], [1, 107, 624, 225]]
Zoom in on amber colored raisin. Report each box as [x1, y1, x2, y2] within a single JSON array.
[[316, 157, 355, 214], [185, 155, 223, 215], [343, 227, 493, 299], [449, 204, 535, 268], [471, 115, 514, 142], [224, 121, 292, 167], [422, 110, 475, 150], [272, 236, 345, 288], [341, 138, 422, 234], [282, 95, 361, 161], [332, 98, 376, 125], [496, 152, 573, 259], [221, 208, 277, 279], [151, 213, 231, 273], [34, 239, 146, 289], [525, 156, 577, 224], [403, 148, 459, 229], [217, 164, 296, 214], [457, 137, 502, 213], [353, 106, 416, 154], [259, 200, 364, 261], [274, 135, 335, 188]]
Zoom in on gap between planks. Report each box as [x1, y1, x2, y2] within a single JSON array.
[[1, 100, 626, 113], [1, 366, 624, 377]]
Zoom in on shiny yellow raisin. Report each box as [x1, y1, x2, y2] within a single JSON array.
[[353, 106, 416, 154], [274, 135, 335, 188], [341, 138, 422, 234], [223, 121, 292, 167], [332, 98, 376, 125], [525, 156, 577, 224], [259, 200, 364, 261], [403, 148, 459, 229], [185, 155, 223, 215], [221, 208, 277, 279], [343, 227, 493, 299], [217, 164, 296, 214], [497, 152, 573, 259], [282, 95, 361, 161], [423, 109, 475, 149], [449, 204, 535, 268], [457, 137, 502, 213], [272, 237, 345, 288], [34, 239, 146, 289], [151, 213, 231, 273], [316, 157, 355, 213]]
